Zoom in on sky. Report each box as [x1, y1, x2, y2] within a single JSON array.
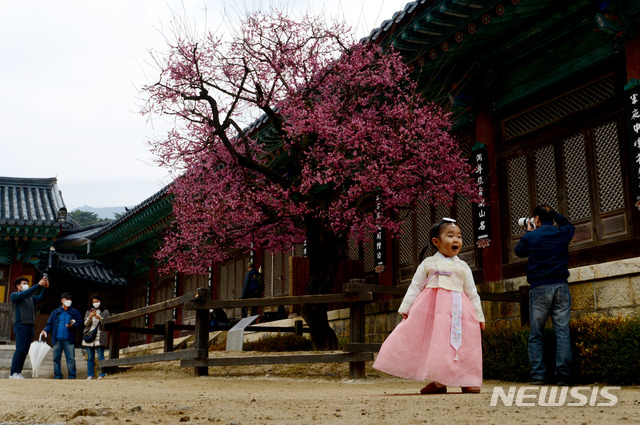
[[0, 0, 407, 211]]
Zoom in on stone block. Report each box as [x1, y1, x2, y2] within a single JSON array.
[[330, 320, 347, 339], [338, 308, 350, 320], [569, 282, 595, 311], [387, 312, 402, 332], [365, 302, 379, 315], [595, 277, 633, 309], [327, 310, 340, 321], [365, 316, 375, 336], [375, 314, 386, 334], [630, 275, 640, 305]]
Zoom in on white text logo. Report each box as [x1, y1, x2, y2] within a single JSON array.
[[490, 386, 620, 407]]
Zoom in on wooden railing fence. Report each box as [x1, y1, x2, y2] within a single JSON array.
[[100, 281, 529, 378]]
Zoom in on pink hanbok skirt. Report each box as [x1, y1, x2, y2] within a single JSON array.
[[373, 287, 482, 387]]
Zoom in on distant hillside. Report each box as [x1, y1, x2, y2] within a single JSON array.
[[72, 205, 130, 220]]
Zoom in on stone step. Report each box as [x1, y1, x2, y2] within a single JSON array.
[[0, 344, 92, 380]]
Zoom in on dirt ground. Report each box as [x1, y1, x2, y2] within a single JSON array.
[[2, 357, 639, 425]]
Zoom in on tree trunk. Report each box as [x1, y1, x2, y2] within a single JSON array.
[[301, 217, 348, 350]]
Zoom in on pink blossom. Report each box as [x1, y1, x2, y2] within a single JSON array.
[[144, 11, 479, 273]]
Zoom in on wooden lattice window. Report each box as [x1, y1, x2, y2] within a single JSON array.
[[505, 117, 629, 261]]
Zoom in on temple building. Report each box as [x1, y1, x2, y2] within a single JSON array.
[[3, 0, 640, 345]]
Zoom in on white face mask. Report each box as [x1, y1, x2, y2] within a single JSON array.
[[20, 283, 30, 291], [93, 302, 101, 309], [63, 300, 72, 307]]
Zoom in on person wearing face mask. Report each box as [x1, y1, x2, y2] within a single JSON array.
[[9, 276, 49, 379], [82, 294, 110, 380], [40, 292, 82, 379]]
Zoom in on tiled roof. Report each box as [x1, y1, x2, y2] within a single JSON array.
[[56, 253, 127, 286], [0, 177, 70, 227]]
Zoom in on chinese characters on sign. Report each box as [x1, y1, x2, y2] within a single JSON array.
[[625, 85, 640, 211], [472, 144, 492, 248], [374, 196, 385, 273]]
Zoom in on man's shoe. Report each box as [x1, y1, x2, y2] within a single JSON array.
[[9, 373, 25, 379], [87, 376, 94, 380], [420, 382, 447, 394], [557, 380, 571, 386], [461, 386, 481, 393]]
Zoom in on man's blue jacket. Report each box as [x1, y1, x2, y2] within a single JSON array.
[[43, 305, 83, 345], [515, 213, 575, 288]]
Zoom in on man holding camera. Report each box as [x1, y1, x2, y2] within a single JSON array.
[[515, 205, 575, 386], [41, 292, 82, 379]]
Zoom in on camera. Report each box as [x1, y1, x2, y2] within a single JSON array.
[[517, 217, 536, 229]]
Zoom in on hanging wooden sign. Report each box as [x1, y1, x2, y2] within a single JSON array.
[[625, 84, 640, 211], [472, 143, 492, 248]]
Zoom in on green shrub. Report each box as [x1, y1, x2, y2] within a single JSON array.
[[482, 314, 640, 385], [243, 333, 314, 352], [482, 322, 531, 382], [570, 313, 640, 385]]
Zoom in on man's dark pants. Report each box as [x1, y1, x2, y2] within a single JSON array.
[[11, 324, 34, 375]]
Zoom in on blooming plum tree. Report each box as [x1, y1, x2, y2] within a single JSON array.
[[143, 11, 480, 349]]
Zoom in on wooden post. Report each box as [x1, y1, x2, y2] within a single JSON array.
[[193, 287, 211, 376], [294, 320, 303, 336], [164, 320, 175, 352], [349, 301, 366, 379], [519, 286, 530, 327], [105, 323, 121, 375]]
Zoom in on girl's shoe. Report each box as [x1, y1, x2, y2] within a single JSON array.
[[420, 382, 447, 394], [461, 386, 481, 393]]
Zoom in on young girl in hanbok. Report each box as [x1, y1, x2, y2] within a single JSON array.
[[373, 218, 485, 394]]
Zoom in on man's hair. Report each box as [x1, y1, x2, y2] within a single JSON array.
[[14, 277, 28, 287], [533, 205, 555, 222]]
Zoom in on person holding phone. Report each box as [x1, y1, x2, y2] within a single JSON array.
[[9, 276, 49, 379], [41, 292, 82, 379], [82, 294, 110, 380]]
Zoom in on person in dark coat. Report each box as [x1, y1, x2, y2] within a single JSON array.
[[41, 292, 82, 379], [241, 263, 262, 317], [9, 276, 48, 379]]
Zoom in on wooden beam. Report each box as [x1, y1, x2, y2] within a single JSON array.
[[343, 343, 382, 353], [104, 290, 204, 323], [244, 326, 309, 333], [343, 282, 408, 296], [181, 352, 373, 368], [185, 292, 373, 310], [101, 349, 202, 367]]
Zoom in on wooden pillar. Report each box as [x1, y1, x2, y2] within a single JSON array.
[[348, 302, 366, 379], [193, 288, 211, 377], [164, 320, 175, 352], [146, 268, 157, 344], [104, 323, 121, 375], [626, 28, 640, 82], [476, 109, 503, 283]]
